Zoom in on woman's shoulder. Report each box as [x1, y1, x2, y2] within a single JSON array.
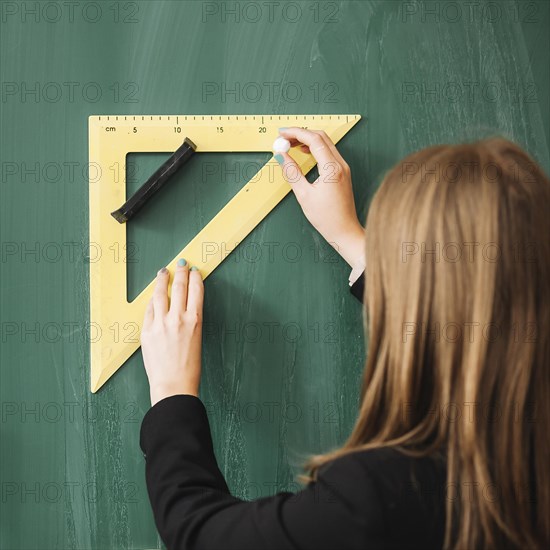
[[317, 446, 446, 548], [320, 445, 446, 478], [326, 446, 446, 499]]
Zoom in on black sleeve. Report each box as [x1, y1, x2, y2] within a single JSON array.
[[139, 394, 386, 550], [350, 271, 365, 303]]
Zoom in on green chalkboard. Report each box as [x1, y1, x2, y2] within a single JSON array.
[[1, 1, 549, 548]]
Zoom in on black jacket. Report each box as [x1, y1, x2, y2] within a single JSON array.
[[140, 273, 447, 549]]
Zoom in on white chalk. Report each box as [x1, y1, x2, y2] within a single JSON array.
[[273, 137, 291, 153]]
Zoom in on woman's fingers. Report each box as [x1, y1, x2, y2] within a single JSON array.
[[311, 130, 349, 170], [169, 260, 189, 316], [275, 127, 348, 201], [283, 140, 311, 154], [186, 268, 204, 317], [152, 261, 203, 321], [153, 268, 170, 316], [279, 128, 349, 176], [275, 152, 310, 201], [143, 298, 154, 328], [278, 127, 336, 167]]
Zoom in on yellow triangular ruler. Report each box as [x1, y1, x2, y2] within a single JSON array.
[[88, 114, 361, 392]]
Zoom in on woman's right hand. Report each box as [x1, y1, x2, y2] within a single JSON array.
[[274, 127, 366, 273]]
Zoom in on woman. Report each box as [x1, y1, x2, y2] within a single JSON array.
[[139, 129, 550, 549]]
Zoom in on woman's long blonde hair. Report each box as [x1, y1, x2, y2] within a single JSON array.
[[303, 138, 550, 549]]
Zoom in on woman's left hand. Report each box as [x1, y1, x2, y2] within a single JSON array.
[[140, 260, 204, 406]]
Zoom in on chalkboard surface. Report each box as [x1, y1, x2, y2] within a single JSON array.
[[1, 1, 548, 548]]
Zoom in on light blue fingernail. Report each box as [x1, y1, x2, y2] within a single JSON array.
[[190, 266, 199, 271], [177, 258, 187, 267], [278, 127, 288, 131], [274, 154, 284, 164]]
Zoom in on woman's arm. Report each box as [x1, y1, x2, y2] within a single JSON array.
[[140, 265, 377, 549], [139, 129, 369, 545], [274, 127, 366, 292], [140, 393, 384, 550]]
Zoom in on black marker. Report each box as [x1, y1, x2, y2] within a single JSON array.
[[111, 137, 197, 223]]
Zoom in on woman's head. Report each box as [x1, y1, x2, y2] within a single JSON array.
[[305, 138, 550, 549]]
